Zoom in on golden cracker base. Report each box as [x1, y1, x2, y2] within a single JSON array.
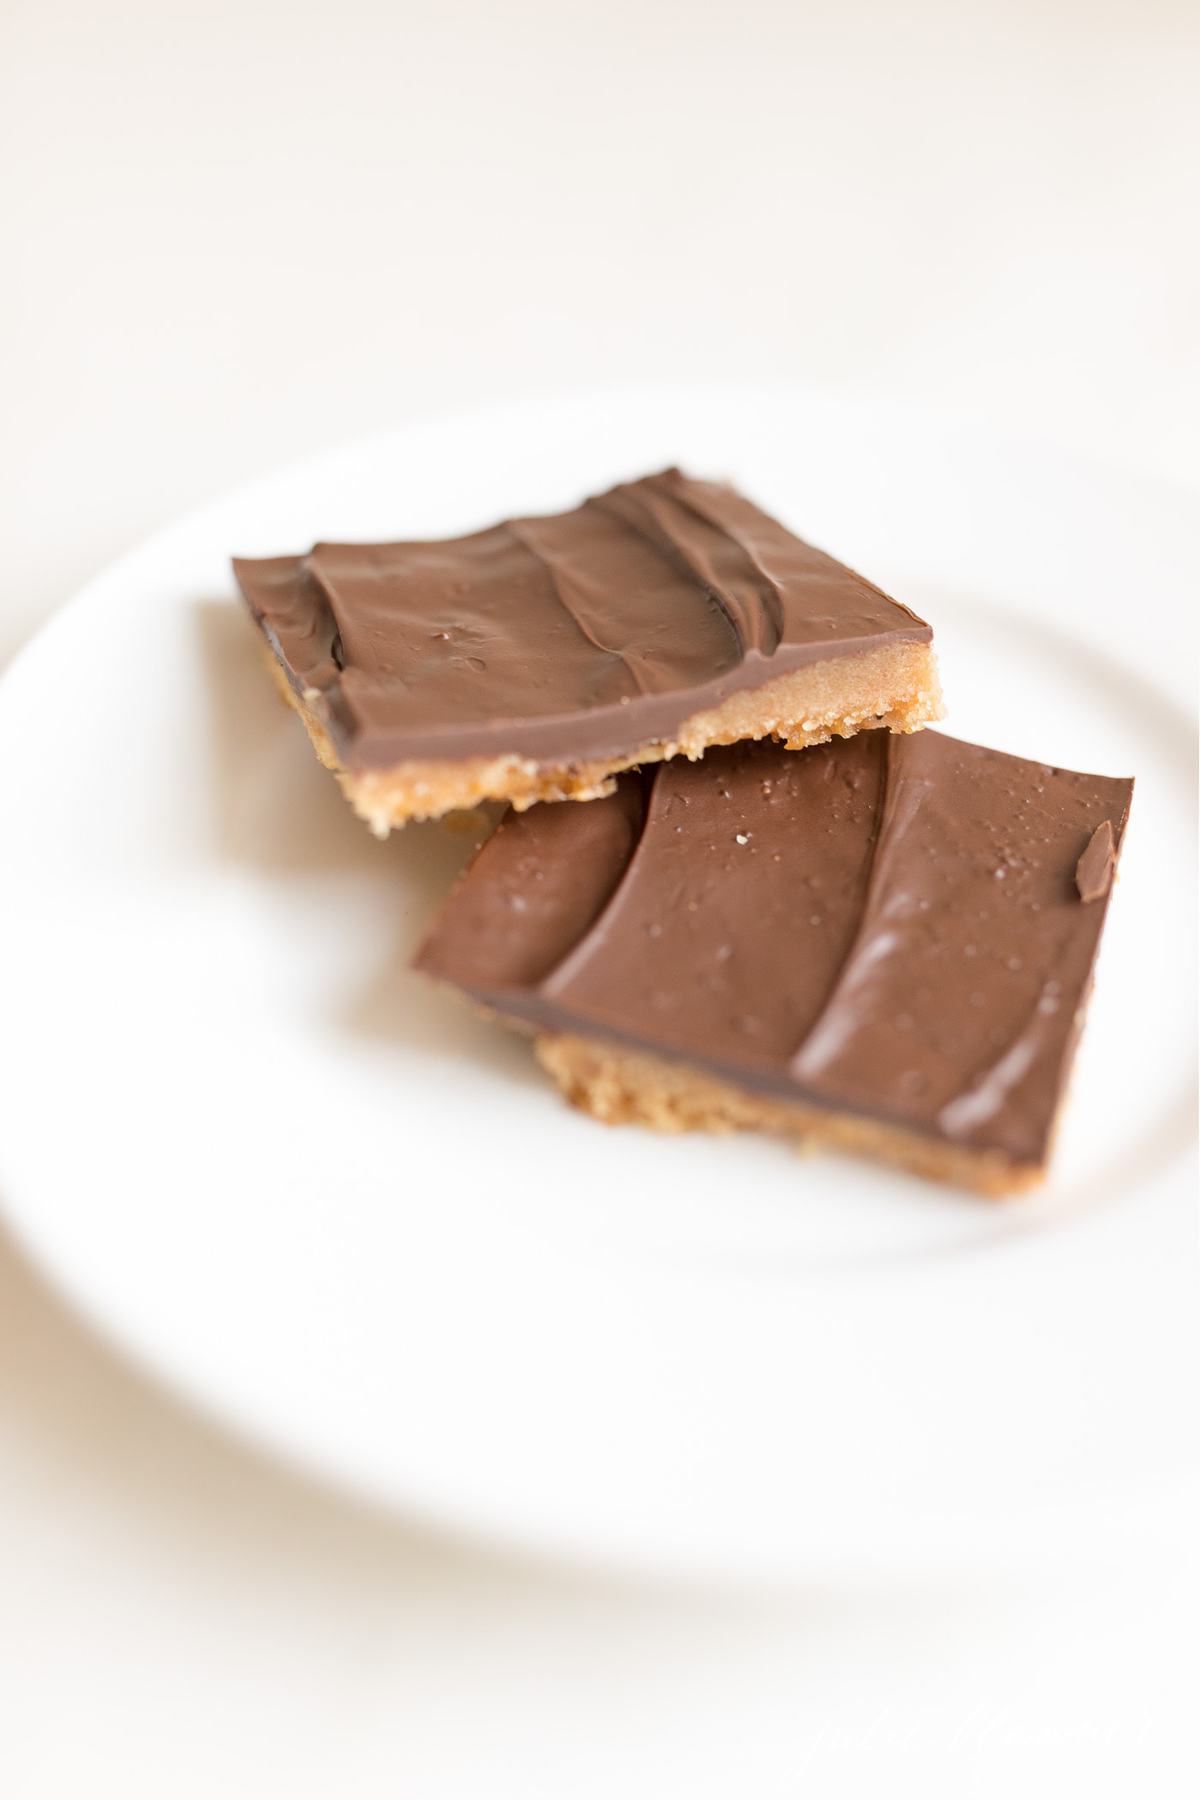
[[260, 638, 942, 834], [535, 1033, 1041, 1199]]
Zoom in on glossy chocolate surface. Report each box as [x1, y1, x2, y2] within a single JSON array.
[[233, 469, 931, 770], [416, 733, 1133, 1165]]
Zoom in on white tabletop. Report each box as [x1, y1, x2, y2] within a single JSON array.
[[2, 2, 1196, 1794]]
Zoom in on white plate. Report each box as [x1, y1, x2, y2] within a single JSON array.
[[1, 385, 1196, 1582]]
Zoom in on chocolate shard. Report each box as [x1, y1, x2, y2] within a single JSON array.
[[1075, 819, 1116, 903], [416, 732, 1133, 1191]]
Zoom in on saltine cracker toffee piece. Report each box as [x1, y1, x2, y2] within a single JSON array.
[[234, 469, 941, 833], [415, 732, 1132, 1195]]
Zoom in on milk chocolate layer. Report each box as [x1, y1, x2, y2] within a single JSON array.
[[233, 469, 931, 771], [416, 733, 1133, 1168]]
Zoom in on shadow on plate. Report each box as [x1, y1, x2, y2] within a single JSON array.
[[193, 597, 540, 1088]]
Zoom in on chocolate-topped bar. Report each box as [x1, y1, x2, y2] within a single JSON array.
[[416, 732, 1132, 1194], [234, 470, 941, 833]]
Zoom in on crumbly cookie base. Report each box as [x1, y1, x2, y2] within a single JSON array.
[[535, 1033, 1041, 1198], [261, 639, 942, 834]]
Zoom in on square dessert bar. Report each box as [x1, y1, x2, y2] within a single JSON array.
[[234, 469, 941, 833], [415, 731, 1132, 1195]]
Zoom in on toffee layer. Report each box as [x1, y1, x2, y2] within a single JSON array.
[[263, 633, 938, 833]]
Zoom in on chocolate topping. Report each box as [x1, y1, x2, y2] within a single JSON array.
[[1075, 819, 1116, 902], [416, 733, 1133, 1167], [233, 470, 931, 771]]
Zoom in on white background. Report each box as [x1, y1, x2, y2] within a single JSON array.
[[1, 2, 1197, 1795]]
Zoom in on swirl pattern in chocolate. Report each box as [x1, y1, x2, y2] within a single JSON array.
[[416, 732, 1132, 1168], [233, 469, 932, 770]]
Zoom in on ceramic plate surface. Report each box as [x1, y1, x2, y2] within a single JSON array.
[[1, 385, 1196, 1579]]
